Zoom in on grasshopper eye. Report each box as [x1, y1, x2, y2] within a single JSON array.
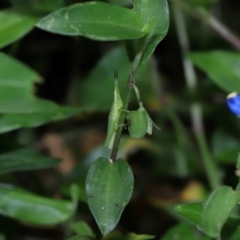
[[126, 119, 131, 126], [226, 92, 240, 115]]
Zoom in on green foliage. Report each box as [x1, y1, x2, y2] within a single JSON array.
[[132, 0, 170, 65], [0, 52, 82, 133], [86, 157, 134, 236], [0, 183, 75, 225], [201, 186, 240, 238], [1, 0, 240, 239], [0, 8, 42, 49], [189, 51, 240, 92], [71, 221, 94, 237], [0, 148, 61, 174], [103, 231, 155, 240], [174, 199, 240, 240], [212, 130, 240, 164], [161, 223, 211, 240], [36, 1, 147, 40]]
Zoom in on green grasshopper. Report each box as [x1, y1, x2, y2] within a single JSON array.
[[104, 71, 123, 149], [105, 75, 160, 148]]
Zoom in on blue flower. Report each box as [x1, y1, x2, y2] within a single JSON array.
[[226, 92, 240, 115]]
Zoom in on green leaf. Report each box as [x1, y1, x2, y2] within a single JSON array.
[[161, 222, 211, 240], [0, 53, 82, 133], [189, 51, 240, 92], [212, 130, 240, 164], [174, 202, 203, 225], [127, 233, 155, 240], [174, 200, 240, 240], [36, 2, 147, 41], [0, 100, 81, 134], [0, 183, 75, 225], [10, 0, 64, 12], [0, 52, 41, 88], [0, 102, 81, 134], [201, 186, 240, 238], [71, 221, 94, 237], [103, 231, 154, 240], [86, 157, 134, 236], [0, 234, 5, 240], [133, 0, 169, 65], [0, 8, 42, 49], [61, 181, 88, 204], [0, 148, 61, 175]]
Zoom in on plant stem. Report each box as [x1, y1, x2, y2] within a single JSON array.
[[110, 51, 143, 162], [173, 5, 220, 189], [171, 0, 240, 51], [132, 84, 141, 103]]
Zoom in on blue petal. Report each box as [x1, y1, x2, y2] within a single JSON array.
[[226, 92, 240, 115]]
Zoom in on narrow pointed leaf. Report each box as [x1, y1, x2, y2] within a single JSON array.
[[36, 2, 147, 40], [174, 201, 240, 240], [86, 157, 134, 236], [0, 183, 75, 225], [0, 148, 61, 175], [0, 8, 42, 49], [0, 53, 82, 133], [127, 233, 155, 239], [189, 51, 240, 92], [0, 52, 41, 88], [174, 202, 203, 226], [102, 231, 154, 240], [133, 0, 170, 65], [161, 223, 211, 240], [71, 221, 94, 237], [201, 186, 240, 238], [0, 104, 81, 134]]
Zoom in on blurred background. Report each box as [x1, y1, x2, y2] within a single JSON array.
[[0, 0, 240, 239]]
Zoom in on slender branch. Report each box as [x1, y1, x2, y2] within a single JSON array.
[[208, 16, 240, 50], [171, 0, 240, 51], [173, 5, 220, 189], [110, 51, 143, 161]]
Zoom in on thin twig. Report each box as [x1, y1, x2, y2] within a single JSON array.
[[171, 0, 240, 50]]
